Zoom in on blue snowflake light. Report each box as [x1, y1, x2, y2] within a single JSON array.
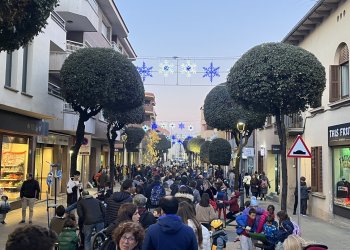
[[179, 122, 185, 130], [151, 122, 158, 130], [186, 135, 193, 140], [171, 135, 177, 140], [172, 141, 176, 145], [177, 139, 183, 145], [203, 62, 220, 82], [137, 62, 153, 81]]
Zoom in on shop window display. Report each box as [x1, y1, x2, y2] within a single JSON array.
[[334, 147, 350, 209], [0, 136, 29, 201]]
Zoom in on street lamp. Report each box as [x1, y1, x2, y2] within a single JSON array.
[[121, 133, 128, 179], [236, 121, 246, 210]]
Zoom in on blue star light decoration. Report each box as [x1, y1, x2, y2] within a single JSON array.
[[142, 125, 149, 132], [179, 122, 185, 130], [186, 135, 193, 140], [177, 139, 183, 145], [171, 135, 177, 141], [151, 122, 158, 130], [203, 62, 220, 82], [137, 62, 153, 81], [172, 141, 176, 145]]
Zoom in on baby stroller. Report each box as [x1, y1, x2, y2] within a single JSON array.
[[91, 228, 108, 250]]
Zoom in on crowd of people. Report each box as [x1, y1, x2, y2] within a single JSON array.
[[3, 164, 327, 250]]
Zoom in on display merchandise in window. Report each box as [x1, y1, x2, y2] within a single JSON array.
[[0, 136, 29, 201], [333, 148, 350, 208]]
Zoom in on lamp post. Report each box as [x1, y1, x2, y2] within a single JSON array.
[[236, 121, 246, 209], [121, 133, 128, 180]]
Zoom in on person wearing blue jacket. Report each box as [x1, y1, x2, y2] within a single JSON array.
[[275, 210, 294, 244], [236, 208, 257, 250], [142, 196, 198, 250]]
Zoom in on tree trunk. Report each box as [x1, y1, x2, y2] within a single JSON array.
[[276, 112, 288, 211], [70, 115, 86, 175], [107, 123, 121, 189]]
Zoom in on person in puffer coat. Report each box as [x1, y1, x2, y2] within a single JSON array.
[[106, 179, 133, 225], [58, 215, 79, 250]]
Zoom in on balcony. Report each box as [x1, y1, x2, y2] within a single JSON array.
[[49, 40, 86, 72], [48, 82, 63, 98], [273, 114, 304, 135], [111, 41, 122, 54], [144, 104, 155, 114], [55, 0, 98, 32], [285, 114, 303, 135]]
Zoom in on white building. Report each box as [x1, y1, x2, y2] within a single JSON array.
[[0, 0, 136, 205], [256, 0, 350, 221]]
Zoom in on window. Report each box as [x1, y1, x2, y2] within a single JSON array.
[[22, 46, 29, 93], [101, 22, 110, 41], [311, 146, 323, 192], [333, 147, 350, 210], [266, 116, 272, 126], [5, 52, 12, 87], [330, 43, 349, 102]]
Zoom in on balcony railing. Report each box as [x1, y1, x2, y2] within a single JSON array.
[[66, 40, 87, 52], [111, 41, 122, 54], [285, 113, 303, 129], [48, 82, 62, 98]]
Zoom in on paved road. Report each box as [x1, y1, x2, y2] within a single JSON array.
[[0, 192, 348, 249]]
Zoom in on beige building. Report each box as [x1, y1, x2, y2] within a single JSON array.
[[257, 0, 350, 221], [0, 0, 136, 204]]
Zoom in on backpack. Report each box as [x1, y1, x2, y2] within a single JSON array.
[[150, 185, 164, 206], [0, 202, 11, 214], [291, 221, 301, 236], [261, 179, 268, 188]]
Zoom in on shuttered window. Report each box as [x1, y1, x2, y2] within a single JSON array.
[[329, 65, 340, 102], [311, 146, 323, 192], [330, 44, 350, 102]]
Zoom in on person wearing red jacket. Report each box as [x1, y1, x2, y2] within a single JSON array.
[[222, 191, 240, 225]]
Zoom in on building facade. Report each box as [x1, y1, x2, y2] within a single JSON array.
[[0, 0, 136, 203], [257, 0, 350, 221]]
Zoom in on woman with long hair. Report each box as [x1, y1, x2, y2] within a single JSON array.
[[177, 201, 210, 250], [195, 193, 217, 230], [106, 203, 140, 237], [275, 210, 294, 244]]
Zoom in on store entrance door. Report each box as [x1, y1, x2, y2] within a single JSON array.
[[35, 147, 53, 199]]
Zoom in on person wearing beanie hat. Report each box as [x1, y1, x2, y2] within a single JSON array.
[[175, 185, 195, 204], [133, 194, 156, 229], [250, 196, 259, 207]]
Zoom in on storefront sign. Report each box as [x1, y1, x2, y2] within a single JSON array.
[[0, 110, 49, 136], [271, 145, 281, 154], [79, 135, 91, 155], [243, 148, 255, 157], [37, 134, 69, 145], [328, 123, 350, 146]]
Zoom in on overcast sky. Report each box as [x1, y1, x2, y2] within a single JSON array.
[[116, 0, 316, 135]]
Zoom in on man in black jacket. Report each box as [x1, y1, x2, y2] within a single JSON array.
[[77, 191, 105, 250], [105, 179, 133, 225], [19, 174, 40, 224]]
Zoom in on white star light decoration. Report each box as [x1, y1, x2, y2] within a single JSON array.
[[142, 125, 149, 132], [181, 61, 197, 77], [159, 60, 174, 77], [169, 123, 176, 130], [160, 123, 167, 129], [188, 125, 194, 131]]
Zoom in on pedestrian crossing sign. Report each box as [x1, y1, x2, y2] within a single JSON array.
[[287, 135, 312, 158]]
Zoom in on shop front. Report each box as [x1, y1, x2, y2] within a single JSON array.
[[329, 122, 350, 219], [0, 110, 48, 205]]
